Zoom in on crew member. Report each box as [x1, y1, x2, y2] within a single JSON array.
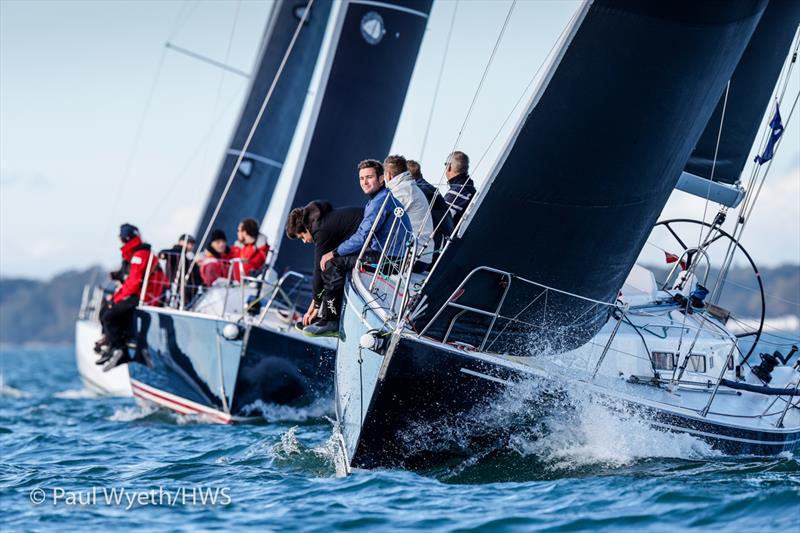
[[198, 229, 232, 286], [285, 201, 363, 329], [303, 159, 411, 337], [96, 223, 167, 371], [406, 159, 454, 258], [443, 151, 476, 226], [231, 218, 269, 279], [383, 155, 434, 269]]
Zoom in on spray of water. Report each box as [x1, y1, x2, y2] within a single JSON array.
[[239, 398, 332, 422], [507, 381, 721, 470], [270, 421, 344, 476]]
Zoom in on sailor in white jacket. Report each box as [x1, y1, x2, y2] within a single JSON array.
[[383, 155, 435, 267]]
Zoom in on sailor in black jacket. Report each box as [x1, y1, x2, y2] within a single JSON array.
[[285, 200, 363, 327], [442, 151, 476, 226]]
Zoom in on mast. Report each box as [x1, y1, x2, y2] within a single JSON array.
[[418, 0, 769, 353], [195, 0, 334, 241]]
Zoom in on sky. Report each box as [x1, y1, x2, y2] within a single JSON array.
[[1, 0, 798, 280]]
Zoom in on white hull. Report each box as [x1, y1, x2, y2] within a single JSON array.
[[74, 319, 132, 396]]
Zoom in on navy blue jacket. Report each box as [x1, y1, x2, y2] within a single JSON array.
[[443, 173, 476, 226]]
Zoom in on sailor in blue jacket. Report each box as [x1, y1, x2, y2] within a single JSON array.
[[303, 159, 411, 337]]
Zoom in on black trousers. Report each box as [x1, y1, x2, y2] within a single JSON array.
[[99, 296, 138, 350], [320, 252, 383, 318]]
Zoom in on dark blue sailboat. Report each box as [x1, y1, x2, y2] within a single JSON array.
[[128, 0, 433, 422], [334, 0, 800, 471]]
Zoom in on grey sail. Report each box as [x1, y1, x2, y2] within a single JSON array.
[[195, 0, 333, 242], [272, 0, 433, 276], [418, 0, 768, 353], [678, 0, 800, 206]]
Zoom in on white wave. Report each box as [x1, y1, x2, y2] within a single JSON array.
[[506, 380, 721, 468], [53, 388, 97, 399], [108, 402, 160, 422], [0, 374, 30, 398], [239, 398, 333, 422]]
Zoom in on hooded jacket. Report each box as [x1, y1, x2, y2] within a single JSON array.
[[114, 236, 168, 305], [335, 185, 411, 259], [386, 171, 435, 263], [302, 201, 363, 302]]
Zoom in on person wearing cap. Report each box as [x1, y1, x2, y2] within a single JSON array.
[[198, 229, 233, 286], [96, 223, 168, 371], [159, 234, 200, 304]]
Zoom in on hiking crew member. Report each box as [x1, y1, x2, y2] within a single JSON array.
[[303, 159, 411, 337], [383, 155, 435, 269], [231, 217, 269, 279], [407, 159, 437, 199], [443, 151, 476, 226], [285, 201, 363, 328], [97, 224, 167, 371], [407, 160, 455, 258]]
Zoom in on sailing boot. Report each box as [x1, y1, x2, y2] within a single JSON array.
[[95, 344, 113, 365], [302, 295, 341, 338], [102, 348, 131, 372], [93, 335, 108, 354]]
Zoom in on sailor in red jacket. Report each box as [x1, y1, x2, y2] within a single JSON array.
[[230, 218, 269, 280], [96, 223, 168, 371]]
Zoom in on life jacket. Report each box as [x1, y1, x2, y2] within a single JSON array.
[[114, 236, 168, 306]]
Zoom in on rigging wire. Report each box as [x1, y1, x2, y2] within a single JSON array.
[[419, 1, 459, 164], [694, 80, 730, 254], [142, 89, 244, 228], [209, 0, 243, 123], [414, 0, 518, 246], [102, 1, 196, 241], [713, 87, 800, 302], [198, 0, 244, 211], [713, 31, 800, 300], [185, 0, 316, 279], [471, 3, 579, 176]]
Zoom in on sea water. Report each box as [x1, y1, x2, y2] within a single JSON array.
[[1, 340, 798, 531]]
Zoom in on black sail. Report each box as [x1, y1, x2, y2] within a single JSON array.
[[195, 0, 333, 242], [419, 0, 768, 353], [273, 0, 432, 274], [684, 0, 800, 186]]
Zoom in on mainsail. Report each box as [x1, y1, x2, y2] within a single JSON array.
[[419, 0, 769, 353], [195, 0, 333, 241], [678, 0, 800, 206], [272, 0, 433, 275]]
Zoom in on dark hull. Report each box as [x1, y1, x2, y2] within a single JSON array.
[[338, 282, 800, 471], [129, 307, 333, 423]]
